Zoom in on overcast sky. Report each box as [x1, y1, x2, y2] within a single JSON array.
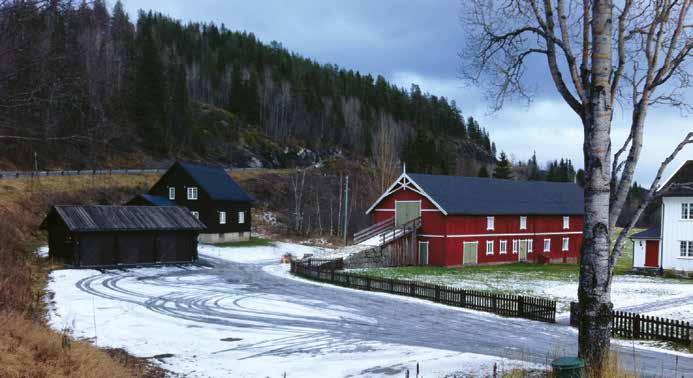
[[121, 0, 691, 183]]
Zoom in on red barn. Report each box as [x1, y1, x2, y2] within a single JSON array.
[[361, 171, 584, 266]]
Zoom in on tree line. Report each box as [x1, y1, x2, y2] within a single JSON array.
[[0, 0, 497, 172]]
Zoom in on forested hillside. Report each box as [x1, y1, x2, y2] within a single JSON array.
[[0, 0, 496, 172]]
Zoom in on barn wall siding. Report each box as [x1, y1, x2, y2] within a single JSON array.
[[370, 185, 584, 267]]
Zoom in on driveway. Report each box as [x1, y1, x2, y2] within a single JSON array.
[[50, 246, 692, 377]]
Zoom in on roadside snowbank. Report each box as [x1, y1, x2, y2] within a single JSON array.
[[198, 241, 331, 264]]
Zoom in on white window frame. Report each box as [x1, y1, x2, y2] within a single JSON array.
[[682, 203, 692, 220], [187, 187, 198, 200], [520, 216, 527, 230], [563, 216, 570, 229], [486, 240, 494, 255], [562, 237, 570, 252], [499, 240, 507, 254], [543, 239, 551, 252], [168, 187, 175, 200], [512, 239, 519, 254], [191, 211, 199, 219], [527, 239, 534, 253], [487, 216, 495, 230], [681, 241, 693, 258], [219, 211, 226, 225], [238, 211, 245, 224]]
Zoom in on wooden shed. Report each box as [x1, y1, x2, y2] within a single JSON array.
[[40, 205, 206, 267]]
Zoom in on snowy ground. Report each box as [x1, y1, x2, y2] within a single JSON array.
[[353, 268, 693, 320], [45, 241, 547, 378]]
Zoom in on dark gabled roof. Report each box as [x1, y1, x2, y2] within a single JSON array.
[[660, 160, 693, 197], [129, 194, 176, 206], [41, 205, 206, 232], [630, 225, 661, 239], [176, 161, 253, 202], [405, 173, 584, 215]]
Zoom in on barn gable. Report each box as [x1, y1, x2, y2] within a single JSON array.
[[660, 160, 693, 197]]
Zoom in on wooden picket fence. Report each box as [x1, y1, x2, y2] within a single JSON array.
[[570, 302, 691, 345], [291, 260, 556, 323]]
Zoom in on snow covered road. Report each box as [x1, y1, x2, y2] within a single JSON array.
[[46, 243, 693, 377]]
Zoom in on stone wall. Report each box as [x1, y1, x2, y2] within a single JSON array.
[[344, 246, 393, 269]]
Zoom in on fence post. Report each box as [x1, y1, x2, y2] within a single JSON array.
[[518, 296, 524, 317], [331, 270, 335, 282], [410, 282, 415, 297], [492, 294, 498, 314], [634, 314, 641, 339], [366, 277, 371, 291], [435, 285, 440, 303], [461, 289, 466, 307]]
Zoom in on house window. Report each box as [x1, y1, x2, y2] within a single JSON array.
[[562, 237, 570, 252], [238, 211, 245, 224], [512, 239, 519, 254], [486, 240, 494, 255], [543, 239, 551, 252], [681, 241, 693, 257], [499, 240, 507, 254], [563, 216, 570, 229], [187, 187, 198, 200], [191, 211, 199, 219], [528, 239, 534, 253], [487, 216, 495, 230], [219, 211, 226, 224], [168, 187, 175, 200], [682, 203, 692, 220], [520, 216, 527, 230]]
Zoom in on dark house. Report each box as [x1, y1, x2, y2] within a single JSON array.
[[131, 161, 253, 244], [40, 205, 205, 267]]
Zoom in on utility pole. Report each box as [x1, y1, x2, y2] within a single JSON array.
[[343, 175, 349, 246]]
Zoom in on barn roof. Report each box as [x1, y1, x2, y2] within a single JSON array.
[[367, 173, 584, 215], [129, 194, 176, 206], [41, 205, 206, 232], [630, 225, 661, 239], [177, 161, 253, 202]]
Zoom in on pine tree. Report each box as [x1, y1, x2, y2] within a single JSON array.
[[493, 152, 513, 179], [478, 166, 490, 178]]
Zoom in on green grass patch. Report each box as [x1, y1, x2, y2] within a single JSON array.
[[361, 263, 579, 282], [210, 237, 274, 248]]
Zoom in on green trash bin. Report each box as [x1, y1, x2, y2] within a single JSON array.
[[551, 357, 586, 378]]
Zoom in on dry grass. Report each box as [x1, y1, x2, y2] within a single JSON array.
[[0, 313, 155, 378], [0, 174, 165, 377]]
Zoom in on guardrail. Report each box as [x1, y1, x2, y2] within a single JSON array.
[[291, 259, 557, 323], [0, 166, 266, 180]]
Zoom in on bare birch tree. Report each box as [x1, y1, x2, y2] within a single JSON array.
[[372, 115, 400, 192], [461, 0, 692, 367]]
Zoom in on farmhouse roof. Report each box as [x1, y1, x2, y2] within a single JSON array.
[[367, 173, 584, 215], [630, 225, 661, 240], [177, 161, 253, 202], [41, 205, 206, 232]]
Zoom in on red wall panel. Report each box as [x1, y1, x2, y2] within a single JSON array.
[[368, 186, 584, 267]]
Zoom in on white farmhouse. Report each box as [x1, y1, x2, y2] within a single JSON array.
[[631, 160, 693, 276]]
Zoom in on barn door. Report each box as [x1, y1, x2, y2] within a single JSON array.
[[418, 241, 429, 265], [395, 201, 421, 227], [519, 240, 528, 261], [463, 242, 478, 265]]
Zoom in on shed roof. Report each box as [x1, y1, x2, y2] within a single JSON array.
[[630, 225, 661, 239], [177, 161, 253, 202], [41, 205, 206, 232], [368, 173, 584, 215]]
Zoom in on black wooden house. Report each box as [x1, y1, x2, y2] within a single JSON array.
[[40, 205, 205, 267], [129, 161, 253, 243]]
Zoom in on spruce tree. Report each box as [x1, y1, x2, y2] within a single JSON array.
[[492, 152, 513, 179], [478, 166, 490, 178]]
